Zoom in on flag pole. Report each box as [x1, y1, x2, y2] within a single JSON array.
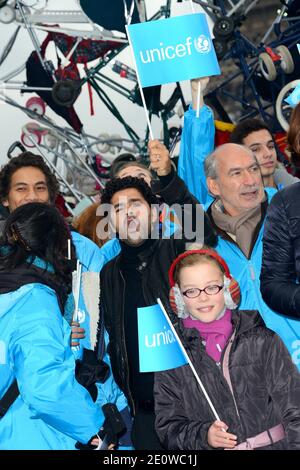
[[125, 25, 154, 140], [67, 239, 71, 260], [189, 0, 195, 13], [196, 80, 201, 118], [73, 260, 82, 323], [157, 298, 221, 421]]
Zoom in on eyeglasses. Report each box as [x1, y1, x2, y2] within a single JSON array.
[[182, 285, 224, 299]]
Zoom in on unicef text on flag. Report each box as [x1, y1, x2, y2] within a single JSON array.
[[127, 13, 220, 88]]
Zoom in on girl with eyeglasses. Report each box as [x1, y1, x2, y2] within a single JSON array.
[[154, 247, 300, 450]]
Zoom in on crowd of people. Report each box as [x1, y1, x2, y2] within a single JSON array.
[[0, 77, 300, 451]]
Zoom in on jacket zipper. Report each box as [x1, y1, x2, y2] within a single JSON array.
[[219, 329, 247, 441], [119, 270, 136, 416], [190, 334, 242, 426], [248, 260, 266, 314], [249, 262, 256, 281]]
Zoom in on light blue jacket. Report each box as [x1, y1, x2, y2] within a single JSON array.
[[178, 104, 215, 207], [71, 231, 131, 447], [0, 283, 102, 450], [71, 230, 106, 273], [71, 232, 130, 415]]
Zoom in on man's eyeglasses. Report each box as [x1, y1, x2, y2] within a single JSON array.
[[182, 285, 224, 299]]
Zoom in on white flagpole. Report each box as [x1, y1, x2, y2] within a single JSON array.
[[67, 239, 71, 260], [72, 260, 82, 323], [125, 25, 154, 140], [196, 80, 201, 118], [189, 0, 195, 14], [189, 1, 201, 118], [157, 298, 221, 421]]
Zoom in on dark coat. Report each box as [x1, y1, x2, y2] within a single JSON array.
[[261, 182, 300, 319], [99, 173, 217, 413], [154, 310, 300, 450]]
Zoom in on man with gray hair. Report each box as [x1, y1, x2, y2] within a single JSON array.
[[203, 142, 300, 368]]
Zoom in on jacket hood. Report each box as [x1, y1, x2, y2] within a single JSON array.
[[0, 283, 46, 320], [233, 309, 265, 335]]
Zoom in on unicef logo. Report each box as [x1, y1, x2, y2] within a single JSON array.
[[194, 35, 211, 54]]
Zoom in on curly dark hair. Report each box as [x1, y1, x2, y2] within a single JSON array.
[[230, 118, 273, 144], [0, 152, 59, 204], [2, 202, 75, 288], [101, 176, 159, 207]]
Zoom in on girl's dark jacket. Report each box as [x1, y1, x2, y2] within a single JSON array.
[[154, 310, 300, 450]]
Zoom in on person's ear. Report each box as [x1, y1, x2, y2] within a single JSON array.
[[206, 177, 221, 197], [2, 199, 9, 208], [108, 210, 117, 238]]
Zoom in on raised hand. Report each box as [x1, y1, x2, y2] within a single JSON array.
[[148, 139, 172, 176]]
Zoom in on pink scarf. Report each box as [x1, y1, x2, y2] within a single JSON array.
[[183, 309, 233, 362]]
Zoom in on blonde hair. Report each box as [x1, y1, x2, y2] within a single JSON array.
[[173, 246, 225, 286], [72, 203, 109, 248]]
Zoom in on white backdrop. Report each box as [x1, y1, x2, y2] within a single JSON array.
[[0, 0, 211, 165]]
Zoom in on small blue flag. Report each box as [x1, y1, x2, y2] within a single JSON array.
[[137, 304, 188, 372], [285, 82, 300, 108], [127, 13, 220, 88]]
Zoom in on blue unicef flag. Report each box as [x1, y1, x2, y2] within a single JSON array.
[[137, 304, 188, 372], [127, 13, 220, 88]]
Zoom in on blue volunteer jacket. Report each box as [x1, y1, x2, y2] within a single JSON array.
[[71, 231, 132, 447], [0, 231, 130, 449], [178, 104, 215, 207]]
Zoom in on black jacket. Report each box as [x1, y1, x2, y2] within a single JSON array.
[[99, 173, 217, 413], [154, 310, 300, 450], [261, 182, 300, 319]]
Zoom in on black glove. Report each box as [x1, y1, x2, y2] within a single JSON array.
[[75, 435, 101, 451], [75, 348, 109, 402]]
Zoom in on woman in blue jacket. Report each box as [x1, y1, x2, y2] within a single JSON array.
[[0, 203, 106, 450]]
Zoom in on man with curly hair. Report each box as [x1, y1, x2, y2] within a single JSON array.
[[0, 151, 58, 210]]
